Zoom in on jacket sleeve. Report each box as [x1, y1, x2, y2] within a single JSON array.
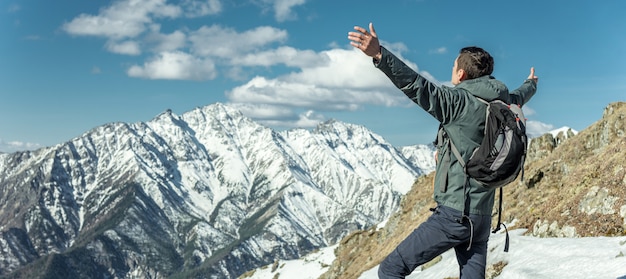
[[508, 79, 537, 106], [375, 46, 463, 124]]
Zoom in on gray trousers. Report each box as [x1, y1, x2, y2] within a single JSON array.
[[378, 205, 492, 279]]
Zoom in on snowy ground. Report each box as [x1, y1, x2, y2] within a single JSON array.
[[243, 243, 338, 279], [245, 229, 626, 279]]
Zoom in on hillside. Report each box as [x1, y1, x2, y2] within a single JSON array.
[[320, 102, 626, 279]]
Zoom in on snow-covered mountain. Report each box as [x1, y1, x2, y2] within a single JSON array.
[[400, 143, 436, 174], [0, 103, 435, 279], [548, 126, 577, 137]]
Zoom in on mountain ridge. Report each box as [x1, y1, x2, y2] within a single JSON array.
[[0, 102, 434, 279]]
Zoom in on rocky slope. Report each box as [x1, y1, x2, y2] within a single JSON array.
[[320, 102, 626, 279]]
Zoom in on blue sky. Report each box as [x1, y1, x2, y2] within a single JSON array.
[[1, 0, 625, 153]]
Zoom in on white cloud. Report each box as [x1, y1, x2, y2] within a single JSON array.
[[284, 48, 398, 89], [384, 42, 410, 59], [145, 27, 187, 52], [182, 0, 222, 17], [0, 139, 42, 153], [223, 46, 425, 128], [62, 0, 181, 40], [225, 66, 247, 81], [60, 0, 443, 128], [61, 1, 298, 81], [522, 105, 560, 138], [229, 103, 297, 120], [189, 25, 288, 58], [223, 46, 417, 128], [526, 120, 555, 138], [127, 51, 217, 80], [226, 74, 403, 112], [262, 110, 326, 128], [429, 47, 447, 54], [61, 0, 224, 59], [106, 40, 142, 55], [59, 0, 447, 131], [522, 105, 537, 116], [230, 46, 327, 68], [269, 0, 306, 22], [227, 76, 349, 110]]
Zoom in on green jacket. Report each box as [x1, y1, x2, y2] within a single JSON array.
[[376, 46, 537, 215]]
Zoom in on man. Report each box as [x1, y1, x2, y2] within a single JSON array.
[[348, 23, 538, 278]]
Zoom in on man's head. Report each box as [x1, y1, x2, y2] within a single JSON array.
[[451, 46, 494, 85]]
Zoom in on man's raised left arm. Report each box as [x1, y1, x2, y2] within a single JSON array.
[[510, 67, 539, 106]]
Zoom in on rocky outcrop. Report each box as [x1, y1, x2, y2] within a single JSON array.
[[320, 102, 626, 279]]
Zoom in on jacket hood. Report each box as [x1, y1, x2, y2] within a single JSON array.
[[456, 75, 509, 101]]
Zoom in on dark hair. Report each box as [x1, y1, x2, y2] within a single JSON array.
[[457, 46, 494, 79]]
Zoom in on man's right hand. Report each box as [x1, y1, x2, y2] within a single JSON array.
[[348, 22, 382, 61], [528, 67, 538, 83]]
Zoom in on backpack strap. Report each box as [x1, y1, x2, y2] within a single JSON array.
[[449, 136, 474, 251], [435, 127, 449, 193], [474, 96, 490, 105], [437, 125, 475, 251], [448, 136, 466, 169], [436, 126, 468, 193], [492, 188, 510, 252]]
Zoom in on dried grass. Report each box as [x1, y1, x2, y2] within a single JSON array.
[[320, 102, 626, 279]]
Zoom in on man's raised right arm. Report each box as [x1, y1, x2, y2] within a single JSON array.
[[348, 22, 457, 123]]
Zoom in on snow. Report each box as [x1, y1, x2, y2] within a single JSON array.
[[244, 245, 338, 279], [247, 229, 626, 279], [365, 228, 626, 279], [549, 126, 578, 138]]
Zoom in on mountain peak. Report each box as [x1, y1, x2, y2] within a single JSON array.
[[182, 102, 252, 129], [313, 119, 387, 146], [203, 102, 241, 114], [0, 102, 434, 279], [603, 101, 626, 117], [152, 108, 179, 123]]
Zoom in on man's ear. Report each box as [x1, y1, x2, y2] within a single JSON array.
[[457, 69, 467, 82]]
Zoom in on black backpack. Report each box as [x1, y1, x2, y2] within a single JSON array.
[[443, 97, 528, 252], [465, 98, 528, 188]]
